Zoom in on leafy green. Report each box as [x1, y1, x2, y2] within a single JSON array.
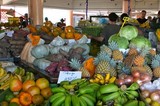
[[119, 25, 138, 40], [129, 36, 151, 49], [108, 34, 129, 49]]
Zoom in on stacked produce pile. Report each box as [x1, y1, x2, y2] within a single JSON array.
[[0, 77, 52, 106], [0, 35, 11, 58], [0, 63, 35, 91], [9, 29, 29, 56]]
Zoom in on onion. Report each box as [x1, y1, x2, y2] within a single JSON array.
[[141, 90, 150, 98], [150, 92, 160, 101], [132, 70, 140, 78], [115, 79, 125, 86], [140, 73, 152, 83], [124, 75, 133, 85]]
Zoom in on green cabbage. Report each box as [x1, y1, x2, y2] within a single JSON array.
[[108, 34, 129, 49], [129, 36, 151, 49], [119, 25, 138, 40]]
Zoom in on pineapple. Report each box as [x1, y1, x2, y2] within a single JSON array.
[[144, 65, 153, 77], [131, 66, 146, 73], [133, 47, 149, 66], [117, 62, 131, 75], [108, 41, 123, 61], [69, 58, 90, 77], [94, 51, 117, 76], [100, 44, 112, 57], [151, 54, 160, 77], [128, 45, 138, 56]]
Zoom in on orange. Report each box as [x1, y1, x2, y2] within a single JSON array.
[[36, 78, 49, 90], [10, 79, 22, 92], [22, 80, 36, 91]]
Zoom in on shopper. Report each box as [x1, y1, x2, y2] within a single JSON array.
[[57, 18, 66, 30], [19, 16, 26, 28], [89, 12, 120, 45], [137, 10, 148, 24]]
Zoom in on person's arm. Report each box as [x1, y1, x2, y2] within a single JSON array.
[[88, 36, 104, 42]]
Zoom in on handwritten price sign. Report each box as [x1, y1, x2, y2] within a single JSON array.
[[57, 71, 82, 83]]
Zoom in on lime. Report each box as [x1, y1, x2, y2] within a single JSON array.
[[4, 92, 15, 102], [9, 102, 19, 106]]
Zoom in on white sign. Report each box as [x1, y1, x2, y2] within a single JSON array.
[[57, 71, 82, 83]]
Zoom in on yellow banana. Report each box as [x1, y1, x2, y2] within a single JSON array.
[[13, 74, 22, 81], [109, 76, 116, 83], [93, 78, 100, 83], [99, 79, 105, 85], [104, 73, 110, 83], [0, 68, 6, 77], [95, 74, 104, 80], [89, 79, 94, 83]]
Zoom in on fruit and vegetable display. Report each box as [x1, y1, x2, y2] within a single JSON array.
[[0, 77, 52, 106], [0, 20, 160, 106]]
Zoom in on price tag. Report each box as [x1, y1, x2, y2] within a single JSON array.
[[57, 71, 82, 84]]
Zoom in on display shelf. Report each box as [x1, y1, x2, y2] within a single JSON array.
[[17, 60, 58, 83]]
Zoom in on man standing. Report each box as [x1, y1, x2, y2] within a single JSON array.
[[137, 10, 148, 24]]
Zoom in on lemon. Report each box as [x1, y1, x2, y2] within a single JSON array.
[[145, 97, 152, 104], [151, 101, 160, 106]]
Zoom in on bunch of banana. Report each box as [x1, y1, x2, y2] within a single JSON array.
[[0, 67, 7, 78], [89, 73, 116, 84], [97, 82, 142, 106], [0, 72, 22, 90], [22, 71, 35, 82], [50, 82, 99, 106], [13, 67, 25, 76]]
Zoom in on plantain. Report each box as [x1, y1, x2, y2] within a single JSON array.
[[71, 95, 80, 106], [101, 91, 120, 103], [60, 80, 70, 86], [64, 94, 72, 106], [78, 86, 94, 95], [99, 83, 119, 94], [51, 87, 66, 93], [81, 94, 96, 103], [80, 94, 94, 106], [78, 80, 90, 88], [79, 95, 87, 106], [63, 84, 76, 90], [51, 95, 66, 106], [50, 92, 65, 103], [126, 90, 139, 98], [70, 78, 83, 84]]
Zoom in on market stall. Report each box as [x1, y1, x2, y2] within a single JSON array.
[[0, 17, 160, 106]]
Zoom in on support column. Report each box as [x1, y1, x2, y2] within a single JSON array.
[[28, 0, 43, 26], [70, 10, 73, 26], [122, 0, 132, 16]]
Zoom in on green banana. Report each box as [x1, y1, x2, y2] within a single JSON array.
[[81, 94, 96, 103], [50, 92, 65, 103], [102, 91, 120, 102], [138, 101, 145, 106], [51, 95, 66, 106], [70, 78, 83, 84], [99, 83, 119, 94], [80, 95, 94, 106], [51, 87, 66, 93], [64, 94, 72, 106], [78, 86, 94, 95], [124, 100, 138, 106], [87, 83, 100, 90], [126, 90, 139, 98], [71, 95, 80, 106], [78, 80, 89, 88], [79, 95, 87, 106], [63, 84, 76, 90], [97, 90, 101, 99], [127, 82, 139, 91], [60, 81, 70, 86], [125, 92, 135, 100]]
